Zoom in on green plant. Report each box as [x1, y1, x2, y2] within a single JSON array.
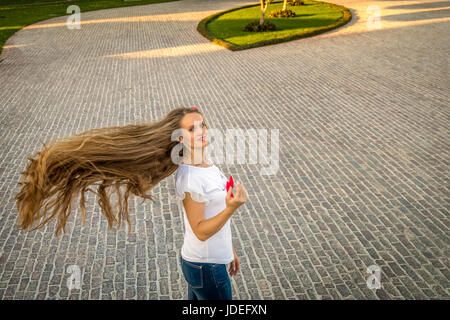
[[268, 9, 296, 18], [243, 21, 276, 32]]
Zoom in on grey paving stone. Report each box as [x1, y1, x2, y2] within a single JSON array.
[[0, 0, 448, 300]]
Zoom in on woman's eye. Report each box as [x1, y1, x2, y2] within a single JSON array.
[[190, 123, 206, 131]]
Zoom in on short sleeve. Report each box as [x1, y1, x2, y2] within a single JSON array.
[[175, 169, 209, 204]]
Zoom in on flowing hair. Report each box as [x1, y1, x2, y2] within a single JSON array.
[[14, 106, 206, 237]]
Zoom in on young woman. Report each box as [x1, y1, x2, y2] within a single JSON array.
[[176, 109, 247, 300], [14, 106, 247, 300]]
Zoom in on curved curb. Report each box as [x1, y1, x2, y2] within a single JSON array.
[[197, 0, 352, 51]]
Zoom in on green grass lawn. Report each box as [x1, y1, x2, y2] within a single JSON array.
[[0, 0, 179, 56], [202, 0, 351, 50]]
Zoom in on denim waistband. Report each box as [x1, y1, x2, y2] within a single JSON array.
[[180, 255, 223, 267]]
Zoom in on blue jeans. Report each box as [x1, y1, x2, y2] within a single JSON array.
[[180, 255, 232, 300]]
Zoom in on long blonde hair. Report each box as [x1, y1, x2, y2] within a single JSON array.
[[14, 107, 206, 237]]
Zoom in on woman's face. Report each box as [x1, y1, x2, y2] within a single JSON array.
[[179, 113, 208, 150]]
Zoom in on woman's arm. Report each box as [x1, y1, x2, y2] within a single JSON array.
[[183, 183, 247, 242], [197, 206, 235, 241], [183, 192, 235, 242]]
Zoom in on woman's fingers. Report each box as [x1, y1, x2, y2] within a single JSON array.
[[226, 186, 232, 199], [228, 182, 247, 210], [241, 185, 246, 201], [229, 260, 235, 276], [233, 184, 238, 198], [229, 258, 240, 277], [234, 184, 240, 200], [236, 183, 246, 202]]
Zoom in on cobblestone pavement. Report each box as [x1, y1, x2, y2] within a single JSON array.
[[0, 0, 449, 300]]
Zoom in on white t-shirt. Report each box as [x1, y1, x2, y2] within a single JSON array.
[[175, 161, 234, 264]]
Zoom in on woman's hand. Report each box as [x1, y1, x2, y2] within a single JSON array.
[[229, 247, 240, 277], [226, 181, 247, 212]]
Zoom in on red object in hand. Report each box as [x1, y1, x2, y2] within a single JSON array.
[[226, 175, 234, 198]]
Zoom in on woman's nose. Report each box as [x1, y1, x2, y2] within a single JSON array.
[[193, 129, 202, 138]]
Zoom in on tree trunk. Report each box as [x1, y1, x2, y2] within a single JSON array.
[[282, 0, 287, 11], [260, 0, 272, 25]]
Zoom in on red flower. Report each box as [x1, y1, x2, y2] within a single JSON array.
[[226, 175, 234, 198]]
